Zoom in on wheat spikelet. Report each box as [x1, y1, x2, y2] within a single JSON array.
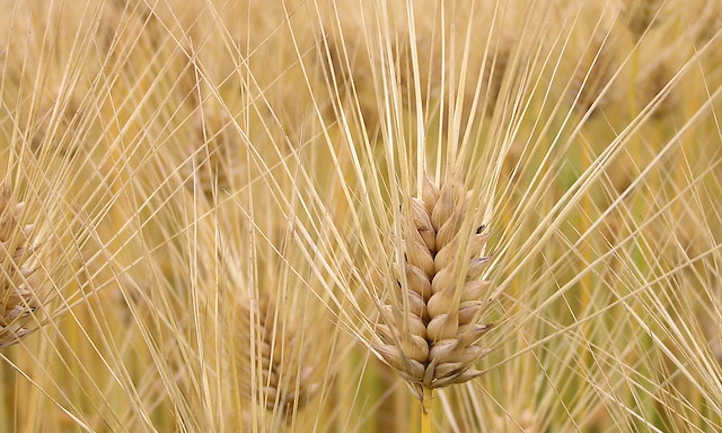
[[643, 62, 677, 118], [242, 294, 320, 416], [0, 188, 40, 348], [569, 33, 617, 117], [482, 34, 514, 115], [28, 93, 81, 157], [624, 0, 663, 39], [374, 175, 493, 393], [315, 30, 379, 136], [182, 108, 242, 199]]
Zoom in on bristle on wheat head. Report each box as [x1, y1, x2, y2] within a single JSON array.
[[243, 295, 320, 416], [0, 189, 40, 348], [373, 176, 493, 394]]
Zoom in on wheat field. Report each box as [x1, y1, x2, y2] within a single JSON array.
[[0, 0, 721, 432]]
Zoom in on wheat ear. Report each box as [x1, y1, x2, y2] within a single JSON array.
[[0, 188, 40, 348], [374, 175, 494, 399], [242, 295, 320, 418]]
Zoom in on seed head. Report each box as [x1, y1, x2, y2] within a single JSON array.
[[182, 109, 242, 198], [243, 295, 320, 416], [374, 176, 493, 393], [0, 189, 40, 348]]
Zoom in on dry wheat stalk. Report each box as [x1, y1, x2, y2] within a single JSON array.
[[0, 188, 40, 348], [242, 295, 320, 416], [374, 175, 493, 394]]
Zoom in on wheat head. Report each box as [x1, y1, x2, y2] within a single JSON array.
[[0, 188, 40, 348], [374, 175, 493, 394], [242, 294, 320, 416]]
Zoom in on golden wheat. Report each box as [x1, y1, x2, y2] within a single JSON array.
[[242, 294, 320, 416], [0, 0, 721, 432], [374, 175, 494, 395], [0, 187, 42, 348]]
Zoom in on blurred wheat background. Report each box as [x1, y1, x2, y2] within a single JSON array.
[[0, 0, 721, 432]]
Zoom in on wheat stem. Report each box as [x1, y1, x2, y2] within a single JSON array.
[[421, 387, 433, 433]]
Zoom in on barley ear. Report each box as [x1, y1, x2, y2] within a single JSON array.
[[242, 294, 320, 419], [0, 188, 44, 348], [373, 175, 494, 394]]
